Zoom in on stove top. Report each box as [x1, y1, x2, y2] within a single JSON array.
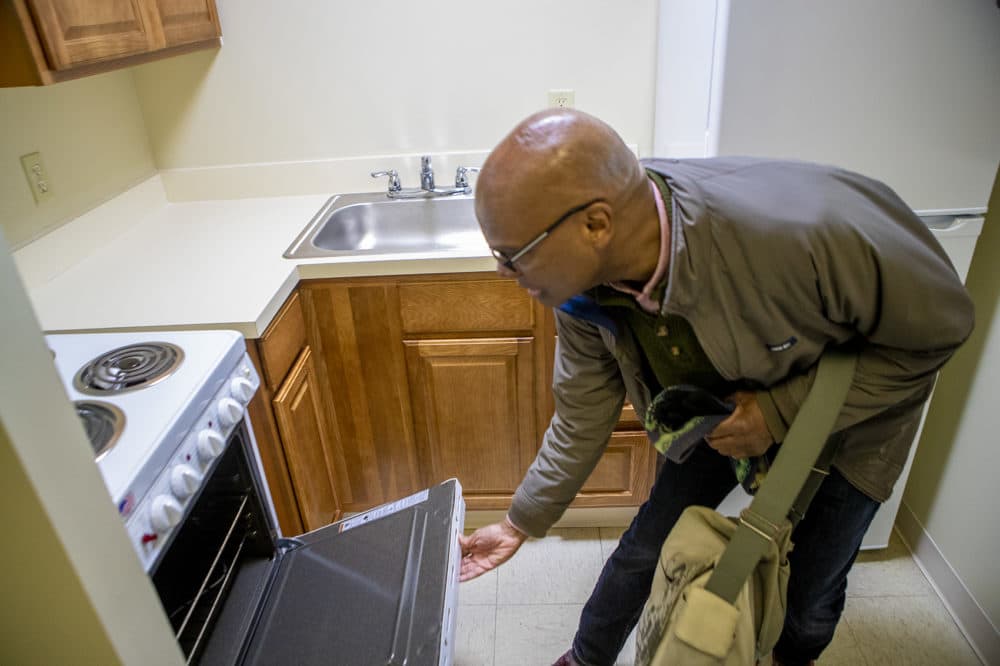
[[47, 330, 247, 510], [74, 341, 184, 395], [74, 400, 125, 458]]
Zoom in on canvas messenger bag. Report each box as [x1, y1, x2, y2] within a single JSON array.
[[634, 350, 858, 665]]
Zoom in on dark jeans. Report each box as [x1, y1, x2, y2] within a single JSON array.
[[571, 443, 880, 666]]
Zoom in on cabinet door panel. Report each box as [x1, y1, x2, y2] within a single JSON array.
[[151, 0, 219, 45], [27, 0, 163, 68], [304, 282, 421, 511], [273, 347, 340, 532], [574, 431, 656, 507], [405, 337, 537, 508]]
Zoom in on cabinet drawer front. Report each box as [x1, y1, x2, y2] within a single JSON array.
[[398, 279, 533, 334], [259, 291, 306, 389]]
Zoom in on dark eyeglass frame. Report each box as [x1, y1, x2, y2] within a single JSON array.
[[491, 198, 605, 271]]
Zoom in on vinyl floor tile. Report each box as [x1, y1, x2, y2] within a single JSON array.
[[494, 603, 582, 666], [460, 568, 499, 606], [848, 529, 934, 598], [843, 595, 981, 665], [454, 604, 496, 666], [816, 618, 867, 665], [497, 528, 605, 605]]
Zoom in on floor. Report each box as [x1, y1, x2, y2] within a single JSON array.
[[453, 526, 982, 666]]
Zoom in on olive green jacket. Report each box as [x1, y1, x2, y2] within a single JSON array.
[[507, 156, 974, 538]]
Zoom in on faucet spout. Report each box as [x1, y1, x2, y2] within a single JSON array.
[[420, 155, 435, 191]]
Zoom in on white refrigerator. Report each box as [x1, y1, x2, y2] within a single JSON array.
[[654, 0, 998, 548]]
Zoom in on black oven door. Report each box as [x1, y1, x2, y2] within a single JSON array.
[[202, 479, 464, 666]]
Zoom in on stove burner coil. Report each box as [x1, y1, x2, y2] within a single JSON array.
[[73, 342, 184, 395], [76, 400, 125, 460]]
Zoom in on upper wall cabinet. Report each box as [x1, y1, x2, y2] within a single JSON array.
[[0, 0, 221, 87]]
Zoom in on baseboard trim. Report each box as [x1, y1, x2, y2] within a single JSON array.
[[895, 501, 999, 665], [464, 506, 640, 531]]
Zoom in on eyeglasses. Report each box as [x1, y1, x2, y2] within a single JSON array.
[[491, 198, 605, 271]]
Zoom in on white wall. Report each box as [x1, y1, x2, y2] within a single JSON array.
[[132, 0, 658, 170], [0, 70, 155, 248], [712, 0, 1000, 212], [902, 169, 1000, 646]]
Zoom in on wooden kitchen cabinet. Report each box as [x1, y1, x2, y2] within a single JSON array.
[[251, 273, 654, 523], [1, 0, 221, 87], [404, 337, 539, 508], [272, 346, 341, 533], [575, 430, 657, 507], [248, 291, 342, 536]]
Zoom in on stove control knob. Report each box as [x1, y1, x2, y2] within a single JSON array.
[[150, 495, 183, 533], [217, 397, 244, 427], [230, 377, 255, 404], [170, 464, 201, 499], [197, 429, 225, 461]]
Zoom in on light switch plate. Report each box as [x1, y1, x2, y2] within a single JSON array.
[[20, 151, 53, 204]]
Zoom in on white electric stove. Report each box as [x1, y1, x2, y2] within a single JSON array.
[[46, 329, 463, 664], [46, 329, 272, 569]]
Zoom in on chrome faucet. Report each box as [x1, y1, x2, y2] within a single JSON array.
[[420, 155, 436, 191], [371, 155, 480, 198]]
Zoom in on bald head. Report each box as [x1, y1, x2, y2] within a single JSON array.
[[476, 109, 644, 219], [474, 110, 660, 305]]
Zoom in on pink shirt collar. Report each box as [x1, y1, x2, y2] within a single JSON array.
[[607, 177, 670, 314]]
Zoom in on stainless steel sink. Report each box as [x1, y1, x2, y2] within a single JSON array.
[[283, 192, 485, 259]]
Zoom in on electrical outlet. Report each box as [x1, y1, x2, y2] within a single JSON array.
[[548, 89, 575, 109], [20, 151, 53, 204]]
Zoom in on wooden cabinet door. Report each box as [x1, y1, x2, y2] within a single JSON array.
[[272, 346, 340, 532], [405, 337, 538, 509], [574, 431, 657, 507], [150, 0, 220, 46], [27, 0, 165, 69]]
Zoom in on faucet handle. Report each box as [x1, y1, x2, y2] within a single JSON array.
[[371, 169, 401, 193], [455, 166, 481, 189]]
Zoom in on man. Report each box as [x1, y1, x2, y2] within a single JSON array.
[[459, 109, 973, 666]]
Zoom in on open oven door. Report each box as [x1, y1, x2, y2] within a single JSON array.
[[202, 479, 465, 666]]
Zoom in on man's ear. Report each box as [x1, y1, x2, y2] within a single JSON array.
[[582, 202, 614, 249]]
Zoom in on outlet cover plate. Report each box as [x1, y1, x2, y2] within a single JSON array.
[[548, 89, 575, 109], [20, 151, 53, 204]]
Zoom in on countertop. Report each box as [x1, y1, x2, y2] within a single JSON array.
[[14, 176, 496, 338]]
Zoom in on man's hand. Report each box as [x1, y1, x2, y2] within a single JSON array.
[[458, 517, 528, 582], [706, 391, 774, 459]]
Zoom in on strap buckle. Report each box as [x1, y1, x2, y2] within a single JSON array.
[[738, 508, 784, 545]]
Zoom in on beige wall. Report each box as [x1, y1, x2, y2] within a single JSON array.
[[132, 0, 658, 169], [903, 168, 1000, 626], [0, 70, 155, 249]]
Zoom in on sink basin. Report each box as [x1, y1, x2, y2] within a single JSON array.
[[283, 192, 486, 259]]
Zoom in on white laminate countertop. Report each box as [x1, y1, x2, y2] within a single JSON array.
[[15, 176, 496, 338]]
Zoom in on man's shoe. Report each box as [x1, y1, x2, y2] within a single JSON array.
[[552, 649, 580, 666]]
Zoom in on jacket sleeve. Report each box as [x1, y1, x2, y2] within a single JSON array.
[[755, 200, 975, 442], [507, 309, 626, 538]]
